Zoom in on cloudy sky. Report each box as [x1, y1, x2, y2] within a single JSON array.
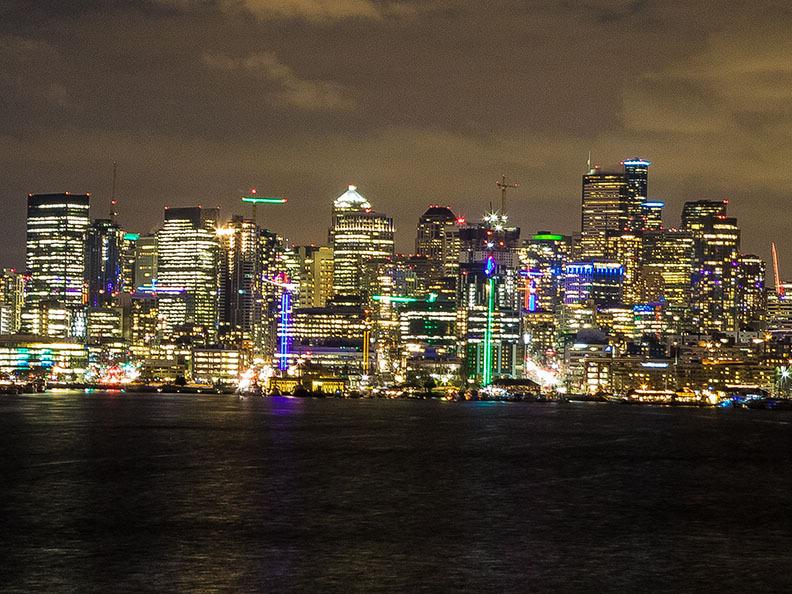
[[2, 0, 791, 271]]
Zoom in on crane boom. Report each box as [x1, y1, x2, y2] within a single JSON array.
[[772, 241, 785, 297]]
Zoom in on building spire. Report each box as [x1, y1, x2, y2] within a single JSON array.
[[110, 160, 118, 224]]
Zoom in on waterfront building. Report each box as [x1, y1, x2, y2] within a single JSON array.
[[191, 348, 243, 386], [0, 335, 88, 382], [0, 269, 25, 334], [22, 193, 90, 336], [86, 307, 124, 344]]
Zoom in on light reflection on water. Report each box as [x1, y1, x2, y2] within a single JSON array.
[[1, 392, 792, 591]]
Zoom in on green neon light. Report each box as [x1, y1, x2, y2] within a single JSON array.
[[372, 293, 439, 304], [482, 277, 495, 386], [372, 295, 420, 303], [241, 196, 287, 204], [532, 233, 564, 241], [123, 232, 140, 241]]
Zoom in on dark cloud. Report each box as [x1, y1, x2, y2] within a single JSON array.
[[1, 0, 791, 272]]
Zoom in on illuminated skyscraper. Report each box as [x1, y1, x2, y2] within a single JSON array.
[[24, 193, 90, 308], [415, 205, 462, 296], [22, 193, 90, 336], [284, 245, 334, 309], [641, 230, 694, 310], [563, 261, 624, 306], [0, 269, 25, 334], [330, 186, 394, 298], [735, 254, 766, 331], [120, 232, 139, 293], [639, 201, 664, 231], [85, 218, 124, 307], [156, 207, 219, 336], [133, 235, 157, 289], [580, 167, 627, 259], [217, 215, 259, 341], [517, 232, 570, 313], [606, 231, 643, 305], [622, 158, 651, 231], [683, 201, 740, 334]]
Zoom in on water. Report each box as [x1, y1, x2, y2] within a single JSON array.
[[1, 392, 791, 592]]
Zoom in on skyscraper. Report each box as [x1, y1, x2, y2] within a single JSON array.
[[683, 202, 740, 334], [85, 218, 124, 307], [22, 192, 90, 336], [0, 269, 25, 334], [330, 186, 394, 298], [622, 158, 651, 231], [580, 167, 627, 259], [156, 206, 219, 337], [415, 205, 462, 296], [217, 215, 259, 342], [133, 235, 157, 289], [736, 254, 766, 331]]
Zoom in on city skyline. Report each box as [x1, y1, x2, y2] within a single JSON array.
[[2, 1, 792, 268]]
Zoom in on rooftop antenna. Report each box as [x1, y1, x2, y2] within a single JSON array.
[[496, 175, 518, 215], [110, 160, 118, 224]]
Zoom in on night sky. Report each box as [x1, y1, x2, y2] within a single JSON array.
[[2, 1, 791, 272]]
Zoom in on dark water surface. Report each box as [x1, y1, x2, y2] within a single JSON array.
[[1, 392, 792, 592]]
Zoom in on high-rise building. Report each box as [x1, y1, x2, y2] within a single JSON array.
[[639, 200, 664, 231], [156, 207, 219, 337], [606, 231, 643, 305], [735, 254, 766, 331], [580, 167, 627, 259], [85, 218, 124, 307], [641, 230, 694, 312], [120, 232, 139, 293], [133, 235, 157, 289], [217, 216, 259, 340], [0, 269, 25, 334], [415, 205, 462, 296], [563, 261, 624, 306], [517, 232, 570, 313], [622, 158, 651, 231], [284, 245, 334, 309], [683, 202, 740, 334], [330, 186, 394, 298], [22, 192, 90, 337]]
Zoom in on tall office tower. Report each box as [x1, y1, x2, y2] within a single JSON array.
[[156, 207, 219, 336], [22, 193, 90, 336], [622, 158, 650, 231], [284, 246, 334, 309], [133, 235, 157, 289], [641, 230, 695, 310], [563, 261, 624, 306], [85, 218, 124, 307], [458, 215, 522, 383], [330, 186, 395, 298], [415, 205, 462, 296], [735, 254, 766, 331], [681, 200, 727, 231], [0, 269, 25, 334], [255, 227, 287, 354], [217, 216, 259, 342], [517, 232, 570, 313], [682, 202, 741, 334], [606, 231, 643, 304], [639, 200, 664, 231], [580, 166, 627, 259], [120, 232, 139, 293]]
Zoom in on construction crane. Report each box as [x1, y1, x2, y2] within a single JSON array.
[[496, 175, 518, 214], [772, 241, 785, 298], [241, 188, 287, 225]]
